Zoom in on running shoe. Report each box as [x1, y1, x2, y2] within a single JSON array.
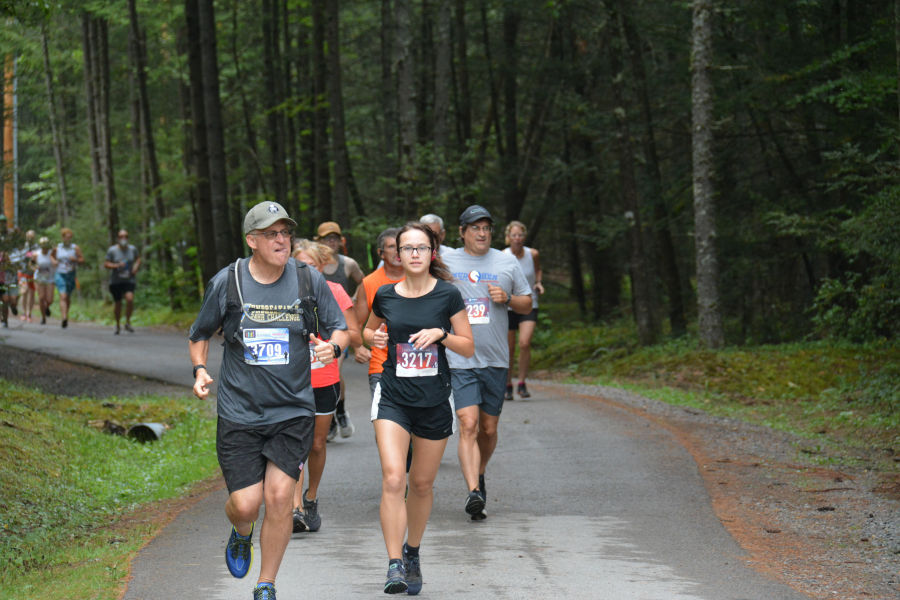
[[253, 582, 276, 600], [115, 325, 120, 335], [504, 384, 513, 401], [402, 544, 422, 595], [464, 489, 485, 516], [125, 323, 135, 333], [517, 382, 531, 398], [225, 523, 254, 578], [292, 508, 307, 533], [383, 560, 408, 594], [337, 412, 355, 438], [327, 418, 337, 442], [302, 491, 321, 532], [61, 318, 67, 329]]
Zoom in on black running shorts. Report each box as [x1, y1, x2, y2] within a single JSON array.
[[370, 383, 455, 440], [216, 415, 314, 494]]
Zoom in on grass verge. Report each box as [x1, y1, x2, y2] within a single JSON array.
[[0, 380, 218, 599], [531, 310, 899, 469]]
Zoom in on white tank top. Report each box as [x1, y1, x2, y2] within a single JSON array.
[[35, 249, 55, 279], [55, 243, 79, 274], [503, 246, 538, 309]]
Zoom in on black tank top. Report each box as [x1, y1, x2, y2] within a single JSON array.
[[323, 254, 353, 297]]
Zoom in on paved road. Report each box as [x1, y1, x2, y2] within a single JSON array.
[[1, 319, 808, 599]]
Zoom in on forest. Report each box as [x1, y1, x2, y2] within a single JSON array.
[[1, 0, 898, 347]]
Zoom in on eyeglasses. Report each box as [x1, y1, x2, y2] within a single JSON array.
[[468, 225, 493, 233], [253, 229, 294, 241], [399, 245, 432, 255]]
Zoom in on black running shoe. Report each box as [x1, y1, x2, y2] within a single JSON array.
[[403, 544, 422, 595], [384, 560, 407, 594], [303, 491, 321, 532], [504, 384, 513, 401], [517, 382, 531, 398], [464, 489, 485, 516], [292, 508, 307, 533]]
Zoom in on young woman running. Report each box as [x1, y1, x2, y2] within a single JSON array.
[[34, 237, 56, 325], [365, 222, 473, 595], [290, 239, 362, 533]]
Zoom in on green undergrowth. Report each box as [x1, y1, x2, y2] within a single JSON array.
[[66, 297, 199, 331], [531, 313, 899, 468], [0, 380, 217, 599]]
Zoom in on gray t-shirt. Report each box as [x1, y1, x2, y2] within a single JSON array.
[[106, 244, 140, 284], [188, 257, 347, 425], [442, 247, 531, 369]]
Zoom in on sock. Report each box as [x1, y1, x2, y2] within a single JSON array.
[[479, 474, 486, 494], [403, 543, 419, 558], [255, 582, 275, 589]]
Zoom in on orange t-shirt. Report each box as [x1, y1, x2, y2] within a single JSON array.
[[362, 267, 404, 375]]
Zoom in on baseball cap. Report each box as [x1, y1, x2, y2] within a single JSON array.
[[459, 204, 493, 226], [243, 202, 297, 234], [316, 221, 342, 239]]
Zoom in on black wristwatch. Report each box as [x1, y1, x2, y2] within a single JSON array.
[[330, 342, 341, 358], [192, 364, 207, 377], [437, 328, 449, 345], [504, 292, 512, 306]]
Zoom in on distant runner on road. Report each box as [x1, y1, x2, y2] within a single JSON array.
[[188, 202, 348, 600]]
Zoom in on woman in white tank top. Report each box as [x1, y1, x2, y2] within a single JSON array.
[[49, 228, 84, 328], [502, 221, 544, 400], [34, 237, 56, 325]]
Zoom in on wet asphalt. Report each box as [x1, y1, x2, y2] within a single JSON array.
[[0, 318, 809, 599]]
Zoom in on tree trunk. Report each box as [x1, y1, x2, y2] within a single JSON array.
[[500, 4, 521, 221], [185, 0, 217, 282], [453, 0, 471, 145], [606, 18, 659, 345], [326, 0, 356, 227], [619, 1, 686, 336], [229, 1, 265, 200], [433, 0, 451, 198], [896, 0, 900, 167], [129, 0, 171, 280], [380, 0, 397, 191], [312, 0, 332, 224], [395, 0, 416, 216], [41, 26, 69, 226], [198, 0, 235, 265], [296, 16, 316, 225], [81, 14, 101, 222], [691, 0, 725, 348], [262, 0, 287, 205]]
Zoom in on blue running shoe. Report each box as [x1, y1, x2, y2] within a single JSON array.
[[402, 544, 422, 595], [253, 582, 276, 600], [225, 523, 253, 578], [384, 560, 407, 594]]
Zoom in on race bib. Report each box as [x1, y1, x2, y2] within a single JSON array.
[[395, 343, 439, 377], [465, 297, 491, 324], [309, 341, 325, 370], [243, 328, 290, 365]]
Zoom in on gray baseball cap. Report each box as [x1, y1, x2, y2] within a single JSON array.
[[459, 204, 493, 226], [243, 202, 297, 234]]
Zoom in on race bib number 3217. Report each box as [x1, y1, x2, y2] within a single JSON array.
[[395, 343, 439, 377]]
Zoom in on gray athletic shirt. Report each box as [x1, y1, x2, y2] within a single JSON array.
[[188, 258, 347, 425], [105, 243, 139, 284], [442, 247, 531, 369]]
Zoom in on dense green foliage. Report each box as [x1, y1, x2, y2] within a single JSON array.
[[0, 381, 218, 596], [1, 1, 899, 343]]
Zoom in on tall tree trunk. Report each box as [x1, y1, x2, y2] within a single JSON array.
[[500, 4, 521, 221], [896, 0, 900, 167], [198, 0, 235, 265], [283, 0, 300, 215], [129, 0, 171, 280], [81, 14, 101, 222], [395, 0, 416, 216], [433, 0, 451, 199], [262, 0, 287, 205], [326, 0, 357, 227], [453, 0, 471, 145], [606, 20, 659, 345], [185, 0, 217, 282], [229, 1, 265, 200], [618, 2, 686, 336], [380, 0, 397, 191], [41, 26, 69, 226], [312, 0, 332, 224], [296, 17, 316, 225], [691, 0, 724, 348]]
